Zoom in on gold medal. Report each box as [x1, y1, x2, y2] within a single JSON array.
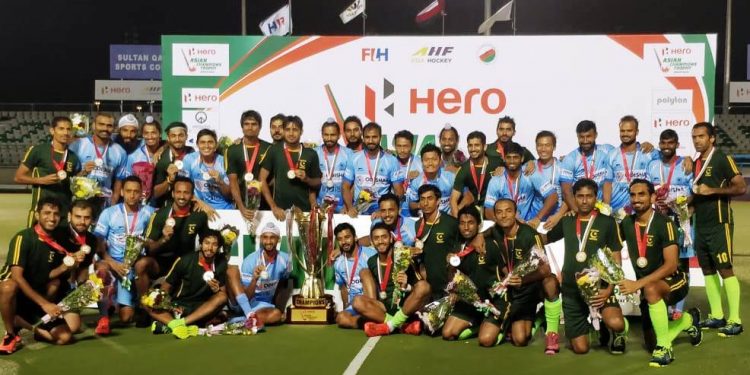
[[575, 251, 587, 263], [636, 256, 648, 268], [63, 255, 75, 267], [57, 170, 67, 180], [287, 170, 296, 179]]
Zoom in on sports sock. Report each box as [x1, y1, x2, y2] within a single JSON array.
[[666, 312, 693, 343], [458, 327, 478, 340], [386, 310, 408, 332], [235, 294, 253, 317], [544, 298, 562, 334], [96, 270, 113, 317], [495, 333, 505, 345], [649, 300, 671, 348], [723, 276, 741, 323], [167, 318, 186, 330], [704, 274, 725, 319], [615, 317, 629, 337]]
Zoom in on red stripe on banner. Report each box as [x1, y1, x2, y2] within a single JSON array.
[[365, 85, 376, 122], [415, 0, 444, 24]]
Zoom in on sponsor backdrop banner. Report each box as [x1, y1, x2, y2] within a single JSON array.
[[729, 81, 750, 103], [94, 79, 162, 101], [162, 34, 715, 154], [109, 44, 162, 80]]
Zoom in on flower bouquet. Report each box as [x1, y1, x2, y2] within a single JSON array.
[[217, 135, 235, 154], [668, 196, 692, 248], [244, 180, 262, 235], [575, 267, 603, 331], [70, 176, 106, 200], [390, 246, 413, 308], [356, 188, 376, 214], [71, 113, 89, 138], [447, 270, 503, 319], [38, 274, 103, 325], [198, 322, 259, 336], [590, 247, 639, 305], [121, 235, 145, 291], [141, 288, 178, 312], [489, 245, 547, 298], [416, 296, 452, 335]]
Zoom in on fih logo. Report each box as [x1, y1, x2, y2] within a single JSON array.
[[361, 48, 389, 62], [364, 78, 396, 122], [412, 46, 454, 63], [738, 87, 748, 97], [477, 45, 496, 64]]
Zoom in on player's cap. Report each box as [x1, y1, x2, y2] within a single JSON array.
[[259, 222, 281, 237], [118, 114, 139, 129]]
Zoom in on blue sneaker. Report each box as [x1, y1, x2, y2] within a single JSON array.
[[700, 315, 727, 329], [649, 346, 674, 367], [718, 321, 743, 337]]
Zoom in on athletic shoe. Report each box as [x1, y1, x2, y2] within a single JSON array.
[[95, 316, 111, 335], [187, 325, 200, 337], [364, 322, 390, 337], [610, 331, 627, 354], [649, 346, 674, 367], [544, 332, 560, 355], [0, 334, 21, 355], [718, 321, 744, 337], [685, 308, 703, 346], [401, 320, 422, 336], [700, 315, 727, 329], [151, 321, 171, 335], [171, 325, 191, 340]]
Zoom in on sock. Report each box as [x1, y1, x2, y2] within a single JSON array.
[[386, 310, 408, 332], [531, 314, 544, 337], [167, 318, 186, 330], [649, 300, 671, 348], [544, 298, 562, 334], [615, 317, 629, 337], [235, 294, 253, 317], [723, 276, 742, 324], [458, 327, 478, 340], [97, 270, 113, 317], [495, 333, 505, 345], [704, 274, 725, 319], [666, 312, 693, 343]]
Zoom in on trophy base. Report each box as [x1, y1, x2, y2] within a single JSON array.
[[285, 294, 335, 324]]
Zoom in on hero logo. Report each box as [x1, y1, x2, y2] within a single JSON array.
[[101, 86, 130, 94], [361, 48, 389, 62], [364, 79, 395, 122], [410, 87, 506, 114], [182, 88, 220, 109], [653, 115, 691, 128], [412, 46, 454, 64]]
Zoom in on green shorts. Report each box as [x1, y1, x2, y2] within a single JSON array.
[[562, 287, 620, 339], [450, 296, 510, 328], [639, 271, 689, 330], [694, 223, 734, 270], [508, 283, 542, 323]]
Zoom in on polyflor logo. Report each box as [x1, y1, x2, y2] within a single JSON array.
[[652, 90, 692, 111], [172, 43, 229, 76], [411, 46, 454, 63], [181, 88, 220, 109], [477, 45, 496, 64]]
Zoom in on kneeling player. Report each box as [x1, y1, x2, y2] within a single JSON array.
[[333, 223, 376, 329], [226, 222, 292, 326], [354, 223, 430, 336], [441, 206, 510, 347], [618, 179, 701, 367], [148, 229, 228, 339]]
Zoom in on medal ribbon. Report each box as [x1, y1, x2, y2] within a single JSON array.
[[50, 145, 68, 172], [537, 159, 557, 185], [401, 156, 414, 189], [619, 145, 641, 182], [345, 246, 362, 287], [323, 145, 340, 183], [122, 205, 140, 236], [694, 147, 716, 184], [91, 137, 109, 163], [199, 257, 215, 272], [283, 145, 302, 175], [34, 224, 71, 256], [659, 157, 679, 193], [634, 211, 655, 261], [581, 149, 595, 179], [365, 151, 382, 188], [376, 253, 393, 296], [495, 141, 505, 159], [575, 212, 597, 254], [505, 172, 520, 203], [416, 212, 440, 243], [69, 225, 86, 246], [469, 157, 488, 201], [244, 140, 261, 175]]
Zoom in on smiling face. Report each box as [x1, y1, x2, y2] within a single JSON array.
[[50, 120, 73, 146], [440, 130, 458, 155], [619, 120, 638, 146], [35, 203, 61, 232], [322, 124, 340, 150], [197, 134, 217, 157], [458, 213, 479, 241], [493, 200, 516, 229], [577, 129, 597, 153], [336, 228, 356, 254], [371, 227, 392, 254], [379, 199, 399, 227], [261, 232, 279, 252], [93, 115, 115, 142], [122, 180, 143, 207], [535, 135, 555, 162], [142, 124, 160, 148], [467, 137, 485, 160], [497, 121, 515, 143], [284, 122, 302, 145], [167, 127, 187, 150], [629, 182, 654, 214], [421, 150, 441, 175], [200, 235, 220, 261], [172, 181, 194, 209]]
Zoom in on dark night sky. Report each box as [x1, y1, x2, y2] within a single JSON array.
[[1, 0, 747, 107]]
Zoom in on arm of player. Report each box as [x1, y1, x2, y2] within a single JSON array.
[[359, 268, 376, 299], [619, 244, 679, 295], [697, 174, 747, 197], [560, 182, 577, 213], [342, 181, 357, 218], [260, 167, 285, 221], [10, 267, 59, 317], [339, 284, 349, 308], [602, 181, 612, 204], [228, 174, 248, 212], [449, 189, 462, 217], [14, 163, 59, 186], [529, 192, 559, 230], [274, 278, 292, 311], [111, 179, 122, 205]]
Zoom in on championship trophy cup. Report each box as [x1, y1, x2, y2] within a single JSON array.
[[285, 206, 335, 324]]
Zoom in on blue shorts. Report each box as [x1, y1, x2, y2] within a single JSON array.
[[228, 298, 277, 316], [342, 305, 358, 316], [115, 273, 136, 307]]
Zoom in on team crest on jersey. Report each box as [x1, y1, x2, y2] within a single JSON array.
[[66, 162, 74, 171], [299, 160, 307, 169], [514, 248, 523, 259], [436, 233, 445, 243], [705, 167, 712, 177], [188, 224, 196, 234], [647, 235, 654, 247], [589, 230, 599, 241], [477, 254, 486, 265]]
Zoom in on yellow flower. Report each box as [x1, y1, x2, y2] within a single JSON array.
[[675, 196, 687, 205], [89, 274, 104, 289], [248, 180, 262, 190], [358, 190, 372, 202], [576, 274, 590, 286]]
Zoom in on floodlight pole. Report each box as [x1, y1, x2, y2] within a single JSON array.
[[722, 0, 732, 115], [241, 0, 247, 35], [484, 0, 491, 35], [512, 0, 517, 35]]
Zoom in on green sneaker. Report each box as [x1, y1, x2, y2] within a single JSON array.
[[171, 325, 191, 340], [150, 321, 171, 335], [649, 346, 674, 367], [718, 321, 744, 337], [187, 325, 200, 337]]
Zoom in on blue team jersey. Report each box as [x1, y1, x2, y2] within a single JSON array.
[[182, 152, 233, 209], [534, 159, 563, 216], [333, 246, 377, 305], [560, 144, 614, 200], [395, 155, 423, 216], [484, 171, 556, 221], [647, 157, 693, 205], [344, 150, 404, 214], [608, 144, 659, 211], [406, 170, 456, 215], [94, 203, 155, 260], [371, 216, 418, 247], [240, 250, 293, 304], [70, 137, 128, 191], [316, 145, 355, 213]]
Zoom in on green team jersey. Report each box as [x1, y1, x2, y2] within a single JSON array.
[[60, 227, 97, 270], [452, 156, 505, 205], [165, 251, 228, 307], [416, 213, 459, 295], [153, 146, 195, 208], [692, 148, 742, 225], [620, 212, 679, 279], [455, 236, 504, 301], [546, 213, 623, 290], [366, 251, 418, 303], [491, 223, 544, 296], [144, 205, 209, 259], [21, 144, 81, 220], [0, 227, 65, 292], [259, 143, 321, 211], [486, 140, 536, 163], [224, 140, 272, 207]]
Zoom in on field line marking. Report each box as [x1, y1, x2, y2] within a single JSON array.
[[343, 336, 380, 375]]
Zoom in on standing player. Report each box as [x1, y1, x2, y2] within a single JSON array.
[[559, 120, 614, 213], [485, 116, 535, 163], [15, 116, 81, 226], [691, 122, 747, 336], [113, 113, 141, 155], [439, 124, 466, 173], [393, 130, 423, 217], [333, 223, 377, 328], [343, 116, 364, 153], [119, 118, 162, 205], [181, 129, 234, 210], [542, 179, 629, 354], [225, 110, 272, 216], [450, 131, 504, 217], [618, 179, 702, 367], [268, 113, 286, 144], [316, 119, 355, 213], [152, 121, 194, 208], [534, 131, 568, 230], [92, 176, 155, 334], [406, 144, 455, 215]]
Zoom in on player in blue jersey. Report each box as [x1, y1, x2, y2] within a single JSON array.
[[406, 143, 455, 215], [69, 112, 128, 208], [343, 115, 364, 153], [226, 222, 292, 326], [113, 113, 142, 155], [360, 194, 418, 248], [92, 176, 155, 334], [393, 130, 423, 217], [559, 120, 614, 213], [333, 223, 377, 329], [316, 119, 355, 213], [181, 129, 233, 210], [119, 119, 162, 206], [484, 143, 558, 228], [343, 122, 404, 216], [534, 131, 570, 230]]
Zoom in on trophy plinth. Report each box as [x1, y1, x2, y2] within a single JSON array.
[[285, 294, 335, 324]]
